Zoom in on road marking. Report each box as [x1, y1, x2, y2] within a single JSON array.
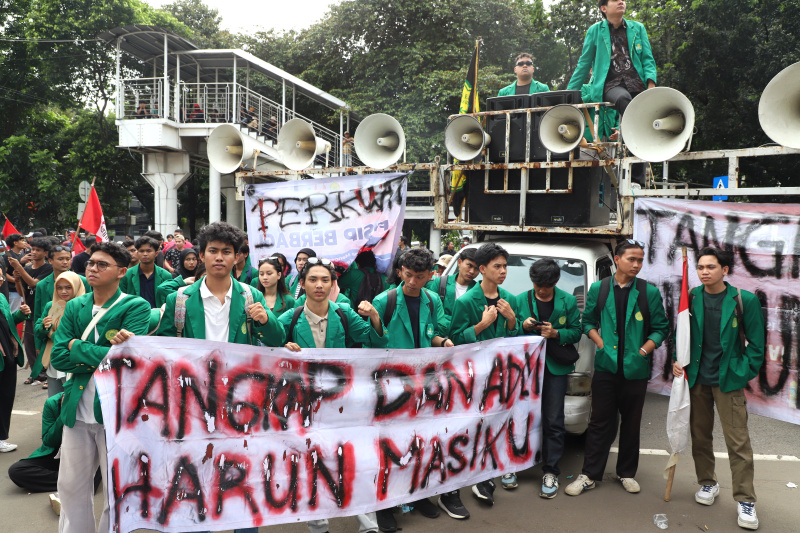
[[610, 447, 800, 462], [11, 410, 40, 416]]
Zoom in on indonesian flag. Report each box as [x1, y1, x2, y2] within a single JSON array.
[[2, 216, 20, 239], [664, 251, 692, 476], [80, 186, 109, 243]]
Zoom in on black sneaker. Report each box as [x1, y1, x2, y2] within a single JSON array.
[[412, 497, 440, 518], [376, 508, 398, 532], [471, 480, 495, 505], [438, 490, 470, 519]]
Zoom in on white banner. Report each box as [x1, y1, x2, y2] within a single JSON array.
[[95, 336, 545, 533], [244, 173, 407, 275], [634, 197, 800, 425]]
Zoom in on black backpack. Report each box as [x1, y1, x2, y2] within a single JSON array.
[[596, 277, 652, 336], [285, 305, 350, 346], [353, 269, 384, 311]]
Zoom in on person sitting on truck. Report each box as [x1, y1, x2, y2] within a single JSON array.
[[514, 259, 582, 498], [449, 242, 520, 508], [425, 247, 479, 333], [497, 53, 550, 96], [566, 240, 669, 497]]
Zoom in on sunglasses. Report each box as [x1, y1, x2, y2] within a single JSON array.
[[258, 255, 282, 265], [626, 239, 646, 248], [516, 61, 533, 67], [306, 257, 332, 267], [50, 246, 68, 253]]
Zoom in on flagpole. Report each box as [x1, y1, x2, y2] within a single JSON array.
[[70, 176, 97, 251], [664, 245, 688, 502]]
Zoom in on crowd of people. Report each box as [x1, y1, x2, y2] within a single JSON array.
[[0, 219, 764, 532]]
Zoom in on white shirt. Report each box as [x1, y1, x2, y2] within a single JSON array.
[[454, 281, 470, 300], [75, 305, 101, 424], [200, 278, 233, 342]]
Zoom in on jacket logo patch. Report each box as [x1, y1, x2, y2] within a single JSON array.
[[559, 316, 567, 325], [105, 329, 119, 342], [732, 318, 738, 328], [636, 43, 642, 51], [635, 311, 643, 321], [241, 323, 247, 334]]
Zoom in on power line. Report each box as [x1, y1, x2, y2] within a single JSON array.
[[0, 37, 102, 43]]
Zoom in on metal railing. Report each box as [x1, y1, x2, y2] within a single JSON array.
[[120, 78, 169, 119]]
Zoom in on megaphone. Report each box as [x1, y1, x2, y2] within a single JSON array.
[[444, 115, 491, 161], [354, 113, 406, 168], [208, 124, 273, 174], [620, 87, 695, 162], [277, 118, 331, 171], [759, 62, 800, 149], [538, 104, 586, 154]]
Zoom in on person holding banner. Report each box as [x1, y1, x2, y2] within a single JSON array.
[[566, 240, 668, 497], [449, 242, 520, 506], [425, 247, 479, 333], [672, 248, 765, 530], [515, 259, 582, 498], [50, 242, 152, 533], [370, 248, 453, 530]]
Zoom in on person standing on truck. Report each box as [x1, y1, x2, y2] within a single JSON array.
[[497, 53, 550, 96], [671, 248, 764, 531], [449, 242, 520, 507], [425, 247, 479, 333], [566, 240, 668, 497], [515, 259, 582, 498]]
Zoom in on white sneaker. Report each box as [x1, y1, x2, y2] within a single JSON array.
[[565, 474, 595, 496], [50, 493, 61, 516], [737, 501, 758, 530], [0, 440, 18, 452], [695, 483, 720, 505], [618, 477, 640, 493]]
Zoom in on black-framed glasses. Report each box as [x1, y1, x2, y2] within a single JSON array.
[[306, 257, 332, 267], [626, 239, 646, 248], [86, 260, 124, 272], [516, 61, 533, 67]]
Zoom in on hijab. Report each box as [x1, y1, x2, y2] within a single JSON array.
[[173, 249, 199, 279], [42, 272, 86, 368]]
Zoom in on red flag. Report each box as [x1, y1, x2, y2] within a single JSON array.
[[69, 230, 86, 254], [2, 216, 20, 239], [80, 187, 109, 243]]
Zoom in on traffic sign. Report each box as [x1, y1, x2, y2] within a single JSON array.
[[712, 176, 728, 201], [78, 181, 91, 202]]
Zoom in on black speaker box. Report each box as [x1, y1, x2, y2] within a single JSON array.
[[486, 95, 530, 163], [466, 163, 615, 227]]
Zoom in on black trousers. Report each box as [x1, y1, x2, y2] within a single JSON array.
[[0, 352, 17, 440], [581, 370, 648, 480], [604, 85, 646, 185], [8, 453, 60, 492]]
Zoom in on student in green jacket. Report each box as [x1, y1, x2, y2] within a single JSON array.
[[7, 391, 64, 492], [566, 240, 668, 498], [449, 242, 520, 508], [425, 247, 479, 332], [370, 248, 453, 531], [255, 256, 295, 315], [511, 259, 582, 498], [233, 243, 259, 286], [672, 248, 765, 531], [51, 241, 152, 533], [497, 52, 550, 96], [338, 250, 386, 306], [286, 247, 316, 299], [0, 286, 31, 453], [119, 236, 172, 308]]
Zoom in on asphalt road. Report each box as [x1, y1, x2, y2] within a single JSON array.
[[1, 366, 798, 532]]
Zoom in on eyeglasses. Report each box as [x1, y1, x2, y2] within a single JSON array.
[[50, 246, 68, 253], [258, 256, 282, 265], [626, 239, 646, 248], [516, 61, 534, 67], [86, 260, 124, 272], [306, 257, 332, 267]]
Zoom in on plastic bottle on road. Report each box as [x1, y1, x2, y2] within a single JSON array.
[[653, 514, 668, 529]]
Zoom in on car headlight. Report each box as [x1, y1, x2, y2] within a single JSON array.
[[566, 372, 592, 395]]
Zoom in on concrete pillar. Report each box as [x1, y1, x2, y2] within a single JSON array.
[[429, 222, 442, 255], [221, 174, 244, 229], [141, 152, 191, 236], [209, 166, 222, 223]]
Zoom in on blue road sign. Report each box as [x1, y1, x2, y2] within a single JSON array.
[[713, 175, 729, 201]]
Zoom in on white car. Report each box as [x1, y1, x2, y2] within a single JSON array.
[[438, 237, 615, 434]]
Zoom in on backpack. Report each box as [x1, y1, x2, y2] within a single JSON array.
[[353, 269, 384, 311], [596, 277, 652, 336], [689, 287, 747, 348], [285, 305, 350, 346], [438, 273, 449, 299], [382, 288, 435, 327], [175, 283, 255, 341]]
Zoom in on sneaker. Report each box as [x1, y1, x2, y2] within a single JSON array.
[[376, 508, 397, 532], [438, 490, 470, 519], [501, 473, 518, 490], [50, 493, 61, 516], [412, 497, 440, 518], [695, 483, 720, 506], [471, 480, 495, 505], [0, 440, 18, 453], [565, 474, 595, 496], [737, 502, 758, 530], [540, 473, 559, 499], [618, 477, 640, 493]]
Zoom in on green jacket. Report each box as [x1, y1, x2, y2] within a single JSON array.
[[338, 263, 387, 304], [279, 300, 388, 348], [155, 276, 188, 308], [497, 80, 550, 96], [450, 283, 521, 345], [237, 264, 258, 286], [51, 289, 152, 427], [294, 292, 351, 309], [157, 278, 284, 347], [371, 282, 447, 349], [516, 286, 583, 375], [28, 391, 64, 459], [0, 294, 27, 371], [33, 273, 90, 326], [581, 277, 669, 380], [567, 19, 657, 104], [119, 264, 172, 307], [683, 284, 765, 393], [266, 292, 295, 316], [425, 275, 478, 333]]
